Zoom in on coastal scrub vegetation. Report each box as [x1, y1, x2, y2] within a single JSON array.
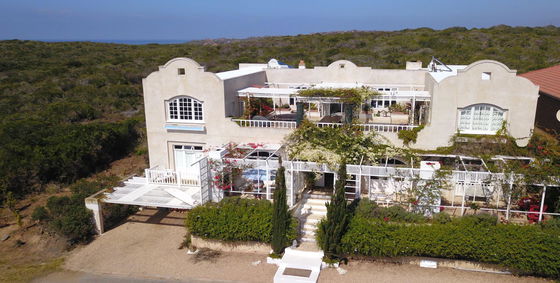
[[2, 25, 560, 202], [31, 176, 137, 243]]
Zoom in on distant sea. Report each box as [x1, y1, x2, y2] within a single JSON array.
[[38, 39, 192, 45]]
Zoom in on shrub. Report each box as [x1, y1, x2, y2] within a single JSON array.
[[432, 212, 452, 224], [33, 177, 122, 243], [185, 198, 298, 243], [354, 199, 426, 223], [342, 216, 560, 278], [31, 206, 49, 222], [454, 213, 497, 226], [541, 217, 560, 234], [318, 161, 351, 260], [271, 164, 290, 254]]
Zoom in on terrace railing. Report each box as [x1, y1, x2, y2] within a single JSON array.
[[233, 118, 418, 133], [232, 119, 297, 129], [358, 124, 418, 133], [145, 167, 200, 186], [220, 158, 520, 185]]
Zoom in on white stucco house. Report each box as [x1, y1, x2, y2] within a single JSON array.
[[87, 56, 555, 235]]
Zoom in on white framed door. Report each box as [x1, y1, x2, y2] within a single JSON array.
[[173, 145, 203, 181]]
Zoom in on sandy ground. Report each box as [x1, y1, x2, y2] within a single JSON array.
[[60, 209, 551, 283]]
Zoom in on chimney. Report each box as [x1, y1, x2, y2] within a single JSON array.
[[298, 60, 306, 69]]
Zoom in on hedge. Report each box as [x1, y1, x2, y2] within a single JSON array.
[[185, 198, 298, 243], [341, 216, 560, 278]]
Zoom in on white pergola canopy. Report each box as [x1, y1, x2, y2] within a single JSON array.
[[237, 84, 431, 102]]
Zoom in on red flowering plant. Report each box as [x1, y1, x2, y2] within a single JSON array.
[[517, 196, 548, 223], [242, 97, 274, 118], [209, 143, 255, 191]]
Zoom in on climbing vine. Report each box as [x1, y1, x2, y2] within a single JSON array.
[[284, 120, 412, 167], [397, 125, 424, 146]]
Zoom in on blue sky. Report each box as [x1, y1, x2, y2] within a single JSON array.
[[0, 0, 559, 41]]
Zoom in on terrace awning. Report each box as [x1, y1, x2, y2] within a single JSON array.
[[237, 86, 431, 102], [238, 87, 297, 99]]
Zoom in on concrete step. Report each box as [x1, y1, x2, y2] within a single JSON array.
[[302, 209, 326, 216], [302, 204, 327, 212], [301, 223, 319, 230], [301, 214, 324, 222], [303, 193, 332, 200], [302, 228, 316, 235], [301, 237, 316, 243], [302, 224, 318, 231], [297, 241, 320, 252], [302, 219, 321, 227], [302, 198, 330, 206]]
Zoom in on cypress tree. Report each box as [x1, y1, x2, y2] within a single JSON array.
[[319, 161, 349, 260], [271, 160, 289, 255]]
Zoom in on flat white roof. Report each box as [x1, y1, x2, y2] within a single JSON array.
[[215, 67, 265, 80], [429, 65, 467, 83]]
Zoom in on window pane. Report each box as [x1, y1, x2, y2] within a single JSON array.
[[169, 97, 203, 122], [490, 108, 504, 131], [193, 101, 203, 120], [458, 109, 471, 130], [458, 104, 504, 134], [169, 100, 178, 119]]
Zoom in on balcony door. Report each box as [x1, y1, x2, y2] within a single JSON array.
[[173, 145, 203, 180]]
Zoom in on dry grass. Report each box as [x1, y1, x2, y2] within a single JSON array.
[[0, 257, 64, 283]]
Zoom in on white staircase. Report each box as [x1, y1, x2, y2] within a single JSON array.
[[273, 248, 324, 283], [298, 192, 330, 245], [271, 191, 331, 283]]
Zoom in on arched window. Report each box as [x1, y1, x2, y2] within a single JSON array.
[[457, 104, 505, 134], [167, 97, 203, 122]]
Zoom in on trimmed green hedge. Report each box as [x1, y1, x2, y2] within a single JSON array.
[[185, 198, 298, 243], [342, 216, 560, 278]]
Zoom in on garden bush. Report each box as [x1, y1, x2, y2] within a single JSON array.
[[31, 176, 131, 243], [185, 198, 298, 243], [354, 199, 427, 223], [431, 212, 452, 224], [341, 215, 560, 278]]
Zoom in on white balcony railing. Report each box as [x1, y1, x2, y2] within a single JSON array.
[[232, 119, 297, 129], [233, 119, 418, 133], [145, 168, 200, 186]]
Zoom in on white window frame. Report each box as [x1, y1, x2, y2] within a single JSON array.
[[166, 96, 204, 123], [457, 104, 506, 135]]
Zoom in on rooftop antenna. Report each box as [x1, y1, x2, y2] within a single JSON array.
[[429, 56, 452, 72]]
